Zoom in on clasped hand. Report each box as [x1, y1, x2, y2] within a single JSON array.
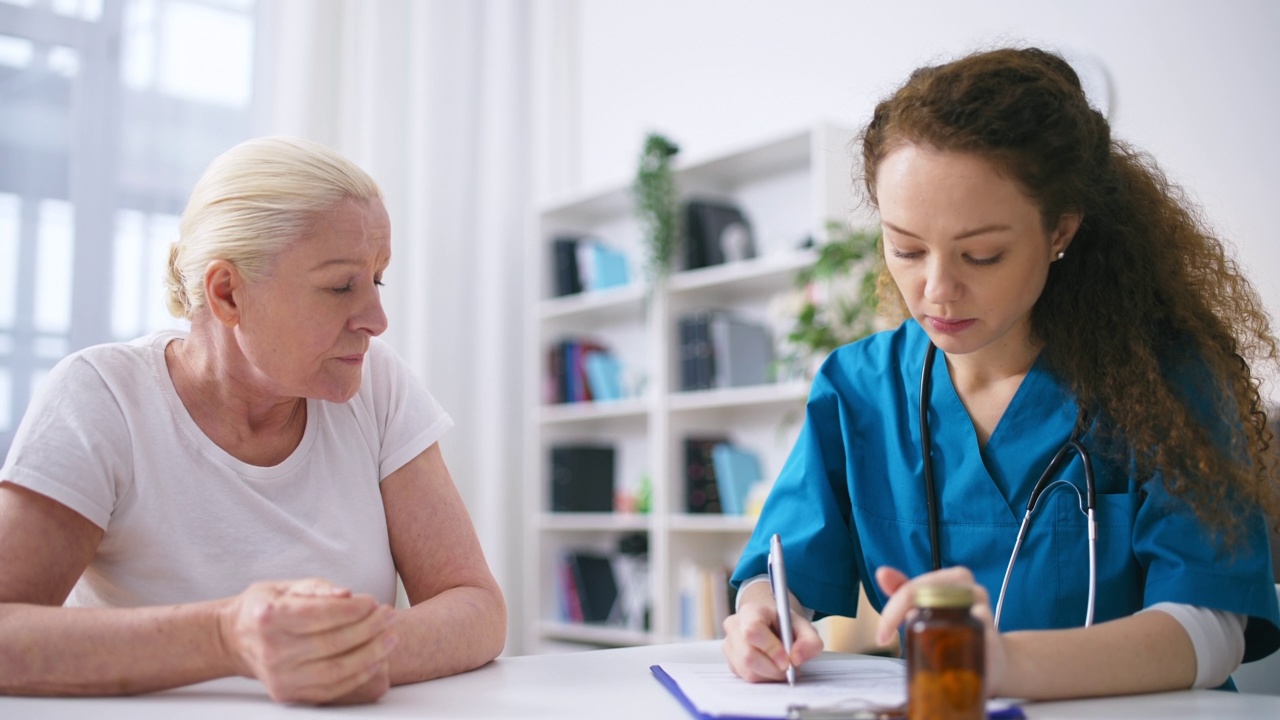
[[723, 566, 1007, 694], [219, 578, 398, 704]]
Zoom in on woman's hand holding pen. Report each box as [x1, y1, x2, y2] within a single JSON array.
[[722, 580, 824, 682], [874, 566, 1008, 696], [217, 578, 399, 705]]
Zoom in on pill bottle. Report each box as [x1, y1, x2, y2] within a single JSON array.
[[905, 584, 985, 720]]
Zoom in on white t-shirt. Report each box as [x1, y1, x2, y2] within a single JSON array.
[[0, 331, 452, 607]]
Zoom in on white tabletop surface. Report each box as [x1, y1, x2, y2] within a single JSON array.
[[2, 640, 1277, 719]]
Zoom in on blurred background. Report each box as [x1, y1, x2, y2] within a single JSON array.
[[2, 0, 1277, 655]]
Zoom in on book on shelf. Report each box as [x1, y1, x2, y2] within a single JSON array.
[[566, 340, 595, 403], [683, 199, 756, 270], [547, 341, 571, 403], [557, 550, 621, 625], [584, 351, 622, 401], [684, 435, 729, 514], [710, 443, 763, 516], [677, 313, 697, 392], [709, 312, 773, 388], [550, 444, 616, 513], [677, 560, 734, 640], [576, 238, 629, 291], [677, 310, 774, 391], [550, 234, 630, 297], [552, 236, 582, 296], [546, 338, 621, 404], [557, 553, 584, 623], [677, 310, 713, 392]]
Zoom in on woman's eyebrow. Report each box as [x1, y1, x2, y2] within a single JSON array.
[[954, 223, 1012, 240], [310, 257, 364, 270], [882, 220, 1011, 240]]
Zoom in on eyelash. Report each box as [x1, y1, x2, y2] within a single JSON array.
[[889, 248, 1002, 266], [332, 278, 386, 294]]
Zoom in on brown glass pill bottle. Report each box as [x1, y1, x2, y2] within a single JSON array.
[[905, 584, 985, 720]]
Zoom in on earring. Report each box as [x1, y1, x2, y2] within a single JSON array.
[[1056, 251, 1066, 261]]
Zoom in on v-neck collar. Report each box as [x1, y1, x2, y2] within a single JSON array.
[[930, 349, 1078, 519]]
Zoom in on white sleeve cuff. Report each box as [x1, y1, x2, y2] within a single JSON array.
[[735, 574, 815, 620], [736, 575, 770, 613], [1140, 602, 1246, 688]]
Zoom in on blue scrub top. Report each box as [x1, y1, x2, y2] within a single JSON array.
[[733, 320, 1280, 662]]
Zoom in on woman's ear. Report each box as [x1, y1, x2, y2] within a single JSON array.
[[204, 260, 243, 328], [1051, 213, 1083, 259]]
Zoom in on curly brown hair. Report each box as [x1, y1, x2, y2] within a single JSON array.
[[859, 46, 1279, 544]]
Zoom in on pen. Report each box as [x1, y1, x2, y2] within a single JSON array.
[[785, 704, 906, 720], [768, 533, 796, 686], [787, 703, 1024, 720]]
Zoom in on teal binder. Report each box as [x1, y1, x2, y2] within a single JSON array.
[[710, 443, 761, 516]]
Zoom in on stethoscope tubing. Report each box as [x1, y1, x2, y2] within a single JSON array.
[[920, 341, 942, 573], [920, 342, 1098, 630]]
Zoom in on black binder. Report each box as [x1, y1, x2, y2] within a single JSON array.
[[550, 445, 616, 512], [684, 436, 728, 513], [566, 551, 620, 624], [552, 237, 582, 296], [684, 200, 755, 270]]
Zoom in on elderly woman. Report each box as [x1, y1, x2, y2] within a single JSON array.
[[0, 137, 505, 704]]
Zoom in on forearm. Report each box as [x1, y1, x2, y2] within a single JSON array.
[[388, 583, 506, 685], [0, 600, 233, 696], [998, 610, 1196, 699]]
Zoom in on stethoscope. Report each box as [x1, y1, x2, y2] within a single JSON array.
[[920, 342, 1098, 629]]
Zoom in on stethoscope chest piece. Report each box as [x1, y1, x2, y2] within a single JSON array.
[[919, 341, 1098, 629]]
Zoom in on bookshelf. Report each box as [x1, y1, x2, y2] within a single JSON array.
[[522, 123, 859, 653]]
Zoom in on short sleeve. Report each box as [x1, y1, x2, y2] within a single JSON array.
[[1134, 348, 1280, 662], [365, 339, 454, 481], [1135, 479, 1279, 662], [730, 361, 862, 618], [0, 354, 133, 529]]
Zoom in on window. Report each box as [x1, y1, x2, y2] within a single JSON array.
[[0, 0, 256, 456]]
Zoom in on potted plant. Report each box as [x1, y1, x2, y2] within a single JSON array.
[[633, 133, 680, 290], [772, 222, 883, 378]]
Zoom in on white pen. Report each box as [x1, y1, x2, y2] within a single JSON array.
[[768, 532, 796, 685]]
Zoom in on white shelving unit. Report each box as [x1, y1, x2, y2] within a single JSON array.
[[521, 123, 858, 653]]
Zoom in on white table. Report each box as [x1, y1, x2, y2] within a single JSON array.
[[2, 641, 1276, 719]]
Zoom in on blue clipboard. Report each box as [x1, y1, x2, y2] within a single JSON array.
[[651, 664, 767, 720], [651, 664, 1026, 720]]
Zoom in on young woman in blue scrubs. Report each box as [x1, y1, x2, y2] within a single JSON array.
[[723, 47, 1280, 698]]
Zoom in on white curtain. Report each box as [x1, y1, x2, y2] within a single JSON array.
[[254, 0, 543, 652]]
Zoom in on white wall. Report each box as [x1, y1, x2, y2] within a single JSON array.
[[562, 0, 1280, 325], [249, 1, 1279, 654]]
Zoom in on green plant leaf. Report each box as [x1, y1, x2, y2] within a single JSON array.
[[633, 133, 680, 289], [783, 222, 883, 364]]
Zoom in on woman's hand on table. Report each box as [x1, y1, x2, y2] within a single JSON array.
[[218, 578, 398, 704]]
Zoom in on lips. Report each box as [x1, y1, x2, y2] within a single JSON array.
[[927, 316, 976, 334]]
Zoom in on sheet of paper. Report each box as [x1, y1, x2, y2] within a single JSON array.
[[657, 658, 907, 718]]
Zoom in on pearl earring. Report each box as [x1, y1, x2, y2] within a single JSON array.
[[1056, 251, 1066, 261]]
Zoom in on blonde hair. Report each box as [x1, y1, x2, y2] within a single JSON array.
[[165, 136, 382, 319]]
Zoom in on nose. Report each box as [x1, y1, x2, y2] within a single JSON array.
[[923, 257, 962, 305], [353, 285, 389, 336]]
